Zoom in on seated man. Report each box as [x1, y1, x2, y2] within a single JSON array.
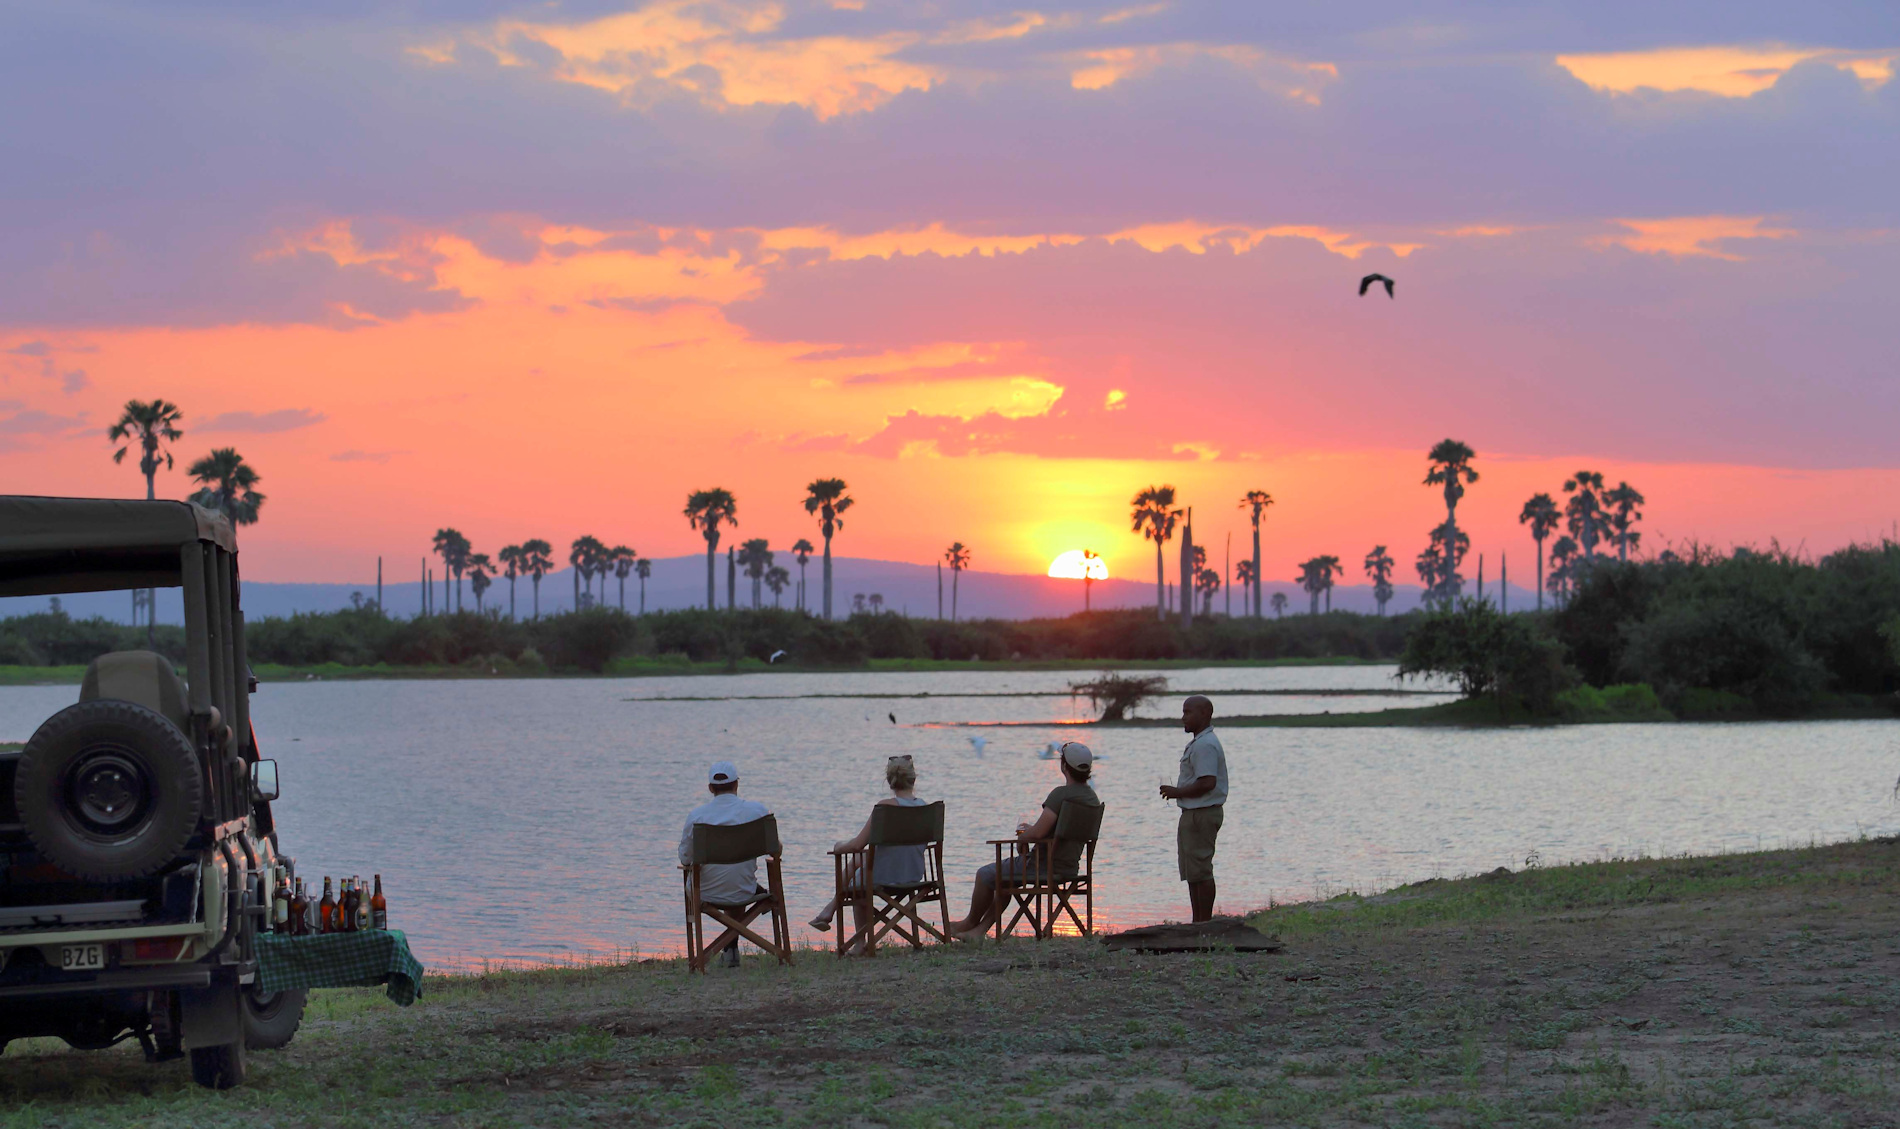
[[678, 760, 772, 968], [947, 741, 1100, 940]]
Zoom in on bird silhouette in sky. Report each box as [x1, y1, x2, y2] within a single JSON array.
[[1359, 273, 1395, 298], [888, 712, 897, 725]]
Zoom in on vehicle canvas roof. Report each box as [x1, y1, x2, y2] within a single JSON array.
[[0, 496, 237, 598]]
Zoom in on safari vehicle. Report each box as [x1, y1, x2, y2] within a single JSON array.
[[0, 496, 297, 1089]]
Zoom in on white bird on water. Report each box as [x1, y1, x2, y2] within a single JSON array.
[[967, 736, 988, 757], [1041, 741, 1060, 760]]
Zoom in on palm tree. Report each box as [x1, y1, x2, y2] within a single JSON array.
[[1195, 567, 1221, 615], [520, 539, 554, 619], [185, 448, 266, 526], [635, 557, 651, 614], [1316, 554, 1343, 612], [943, 542, 971, 622], [432, 528, 471, 613], [1548, 535, 1579, 604], [1563, 471, 1607, 560], [765, 565, 790, 607], [1425, 520, 1470, 607], [852, 593, 867, 615], [869, 593, 885, 614], [738, 538, 773, 608], [569, 536, 595, 611], [1518, 493, 1561, 611], [1238, 490, 1273, 617], [1414, 542, 1444, 606], [1234, 559, 1258, 611], [1270, 591, 1288, 618], [802, 479, 854, 620], [791, 539, 815, 612], [1424, 439, 1478, 585], [466, 553, 494, 615], [1082, 548, 1101, 611], [684, 489, 739, 611], [1604, 481, 1646, 561], [1363, 546, 1395, 616], [109, 399, 185, 500], [1130, 485, 1181, 622], [497, 545, 523, 620], [610, 545, 636, 611]]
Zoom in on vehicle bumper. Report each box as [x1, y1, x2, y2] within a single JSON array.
[[0, 965, 213, 1001]]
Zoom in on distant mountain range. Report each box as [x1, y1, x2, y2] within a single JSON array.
[[1, 555, 1545, 624]]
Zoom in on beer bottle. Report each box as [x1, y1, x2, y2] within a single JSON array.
[[356, 875, 371, 930], [370, 874, 387, 930], [289, 879, 308, 937], [340, 878, 355, 933], [273, 870, 291, 930], [319, 877, 336, 933]]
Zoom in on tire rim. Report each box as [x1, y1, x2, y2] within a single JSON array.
[[63, 743, 152, 836]]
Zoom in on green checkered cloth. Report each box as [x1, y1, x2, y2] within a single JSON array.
[[255, 930, 427, 1006]]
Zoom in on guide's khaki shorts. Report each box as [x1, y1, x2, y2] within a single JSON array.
[[1177, 804, 1224, 883]]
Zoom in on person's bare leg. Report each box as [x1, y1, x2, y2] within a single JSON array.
[[1188, 880, 1216, 923], [948, 874, 997, 936], [808, 894, 840, 932]]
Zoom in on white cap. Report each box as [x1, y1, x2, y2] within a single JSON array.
[[1059, 742, 1093, 768], [708, 761, 739, 784]]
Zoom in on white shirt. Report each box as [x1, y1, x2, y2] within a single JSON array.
[[1176, 727, 1228, 809], [678, 792, 773, 906]]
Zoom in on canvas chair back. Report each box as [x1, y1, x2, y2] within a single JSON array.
[[693, 815, 781, 866], [868, 801, 944, 847], [1053, 799, 1104, 844]]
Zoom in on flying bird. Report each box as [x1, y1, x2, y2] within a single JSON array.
[[888, 712, 897, 725], [768, 649, 787, 664], [967, 736, 989, 757], [1358, 273, 1395, 299]]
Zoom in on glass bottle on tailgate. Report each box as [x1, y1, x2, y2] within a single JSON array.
[[320, 877, 336, 933], [371, 874, 387, 930], [273, 870, 291, 930], [354, 876, 370, 931]]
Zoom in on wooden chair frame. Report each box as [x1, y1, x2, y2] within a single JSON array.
[[681, 815, 794, 973], [987, 800, 1104, 941], [826, 801, 949, 957]]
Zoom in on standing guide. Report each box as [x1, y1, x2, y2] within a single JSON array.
[[1158, 695, 1227, 922]]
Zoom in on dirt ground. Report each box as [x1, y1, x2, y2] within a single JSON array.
[[4, 841, 1899, 1126]]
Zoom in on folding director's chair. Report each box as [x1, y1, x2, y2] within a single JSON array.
[[682, 815, 793, 973], [989, 800, 1105, 940], [827, 801, 949, 956]]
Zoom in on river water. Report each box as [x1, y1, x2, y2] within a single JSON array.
[[4, 667, 1897, 970]]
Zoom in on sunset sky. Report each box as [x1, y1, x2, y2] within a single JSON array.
[[3, 2, 1897, 586]]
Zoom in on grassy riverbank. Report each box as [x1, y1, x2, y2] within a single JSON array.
[[6, 839, 1899, 1126]]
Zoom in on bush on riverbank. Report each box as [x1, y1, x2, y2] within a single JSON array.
[[0, 603, 1414, 675]]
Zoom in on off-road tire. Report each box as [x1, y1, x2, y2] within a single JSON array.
[[189, 1037, 246, 1089], [242, 988, 306, 1050], [14, 699, 203, 881]]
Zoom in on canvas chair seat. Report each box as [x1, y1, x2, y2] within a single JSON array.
[[989, 800, 1104, 941], [681, 815, 793, 973], [825, 801, 949, 957]]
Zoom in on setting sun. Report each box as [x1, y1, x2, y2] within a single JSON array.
[[1047, 549, 1109, 580]]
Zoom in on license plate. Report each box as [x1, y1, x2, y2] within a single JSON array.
[[61, 944, 104, 971]]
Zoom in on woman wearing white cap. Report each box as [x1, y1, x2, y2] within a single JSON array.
[[947, 741, 1100, 941]]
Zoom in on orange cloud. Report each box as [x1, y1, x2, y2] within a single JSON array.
[[1597, 216, 1795, 259], [1557, 45, 1895, 97]]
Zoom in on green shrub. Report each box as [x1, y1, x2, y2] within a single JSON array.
[[1399, 600, 1574, 715], [1553, 683, 1671, 722]]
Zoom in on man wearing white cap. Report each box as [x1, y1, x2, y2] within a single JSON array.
[[947, 741, 1101, 940], [678, 760, 772, 966]]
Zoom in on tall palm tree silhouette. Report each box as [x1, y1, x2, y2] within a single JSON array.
[[765, 565, 790, 607], [1414, 542, 1444, 607], [1517, 493, 1560, 611], [943, 542, 971, 622], [1130, 485, 1181, 622], [109, 399, 184, 641], [1424, 439, 1478, 593], [1195, 567, 1221, 615], [1363, 546, 1396, 616], [1563, 471, 1607, 561], [611, 545, 636, 611], [790, 539, 814, 612], [569, 536, 601, 611], [684, 489, 739, 611], [1234, 559, 1258, 613], [802, 479, 853, 620], [1270, 591, 1287, 618], [432, 529, 470, 613], [498, 545, 523, 620], [1316, 554, 1343, 612], [186, 448, 265, 526], [1547, 535, 1580, 604], [466, 553, 494, 615], [1604, 482, 1645, 561], [520, 539, 554, 619], [635, 557, 651, 614], [1082, 549, 1101, 611], [1239, 490, 1273, 617], [738, 538, 773, 608]]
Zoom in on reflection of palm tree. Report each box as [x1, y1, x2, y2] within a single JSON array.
[[791, 539, 814, 612], [1270, 591, 1287, 618], [1604, 481, 1645, 561], [943, 542, 971, 622], [1130, 485, 1181, 621], [1518, 493, 1561, 611], [520, 539, 554, 619], [635, 557, 651, 614], [498, 544, 523, 620], [186, 448, 266, 525], [433, 528, 471, 613], [802, 478, 853, 620], [1363, 546, 1395, 616], [738, 538, 773, 608], [765, 565, 790, 607], [611, 545, 636, 611], [684, 489, 739, 611], [466, 553, 494, 615], [1238, 490, 1273, 617]]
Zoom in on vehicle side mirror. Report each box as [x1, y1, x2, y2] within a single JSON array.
[[250, 759, 280, 803]]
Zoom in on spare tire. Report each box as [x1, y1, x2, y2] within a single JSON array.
[[14, 699, 203, 880]]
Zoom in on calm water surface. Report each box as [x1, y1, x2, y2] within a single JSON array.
[[4, 666, 1896, 970]]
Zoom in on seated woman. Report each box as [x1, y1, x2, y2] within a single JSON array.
[[947, 741, 1099, 941], [808, 754, 929, 933]]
